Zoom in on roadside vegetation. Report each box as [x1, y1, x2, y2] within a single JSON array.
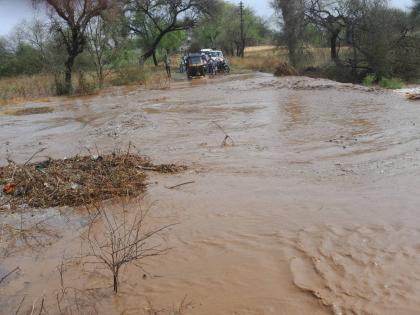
[[1, 0, 420, 105], [272, 0, 420, 85]]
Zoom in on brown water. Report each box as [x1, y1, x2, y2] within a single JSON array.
[[1, 73, 420, 314]]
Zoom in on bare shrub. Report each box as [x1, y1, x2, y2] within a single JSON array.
[[85, 204, 174, 294]]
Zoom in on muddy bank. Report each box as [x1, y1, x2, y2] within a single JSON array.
[[1, 73, 420, 314]]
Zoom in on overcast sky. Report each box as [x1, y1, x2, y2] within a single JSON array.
[[0, 0, 414, 36]]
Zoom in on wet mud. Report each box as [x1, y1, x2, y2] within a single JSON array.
[[1, 73, 420, 314]]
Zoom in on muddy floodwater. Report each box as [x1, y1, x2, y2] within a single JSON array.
[[1, 73, 420, 314]]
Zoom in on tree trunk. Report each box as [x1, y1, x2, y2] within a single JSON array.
[[64, 55, 75, 94], [113, 273, 118, 293], [235, 43, 241, 57], [141, 28, 173, 64], [152, 51, 158, 66], [330, 32, 339, 62], [99, 66, 104, 88], [240, 40, 245, 58]]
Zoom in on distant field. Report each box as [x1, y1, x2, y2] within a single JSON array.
[[230, 46, 333, 73], [244, 45, 277, 52]]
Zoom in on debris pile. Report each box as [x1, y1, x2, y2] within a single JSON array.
[[0, 153, 185, 210], [273, 62, 299, 77], [407, 93, 420, 100]]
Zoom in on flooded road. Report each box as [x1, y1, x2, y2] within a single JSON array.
[[1, 73, 420, 314]]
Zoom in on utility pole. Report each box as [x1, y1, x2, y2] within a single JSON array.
[[239, 1, 245, 58]]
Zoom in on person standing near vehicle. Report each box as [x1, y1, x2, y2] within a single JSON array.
[[164, 54, 171, 79]]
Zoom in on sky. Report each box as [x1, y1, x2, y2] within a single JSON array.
[[0, 0, 415, 36]]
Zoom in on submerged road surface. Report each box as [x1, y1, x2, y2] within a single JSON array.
[[1, 73, 420, 314]]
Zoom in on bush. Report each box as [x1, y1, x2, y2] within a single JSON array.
[[362, 74, 376, 86], [274, 62, 299, 76], [320, 63, 355, 83], [378, 77, 403, 89], [54, 73, 72, 96], [111, 65, 149, 86], [75, 72, 97, 95]]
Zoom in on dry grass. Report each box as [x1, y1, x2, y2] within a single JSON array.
[[0, 65, 170, 106], [244, 45, 277, 53], [230, 46, 334, 73], [0, 74, 56, 106], [274, 62, 299, 76]]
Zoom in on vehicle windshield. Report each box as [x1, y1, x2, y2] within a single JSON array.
[[189, 56, 202, 64], [210, 51, 223, 57]]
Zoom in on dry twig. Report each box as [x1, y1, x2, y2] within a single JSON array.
[[0, 266, 20, 285], [165, 181, 195, 189], [212, 121, 235, 147]]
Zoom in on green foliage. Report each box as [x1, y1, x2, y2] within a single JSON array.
[[192, 2, 272, 56], [362, 74, 376, 86], [0, 42, 43, 77], [378, 77, 403, 89], [159, 31, 187, 55]]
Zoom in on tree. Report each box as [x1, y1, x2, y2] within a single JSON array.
[[304, 0, 347, 62], [412, 0, 420, 17], [33, 0, 112, 93], [86, 12, 127, 87], [125, 0, 216, 65], [13, 19, 54, 72], [192, 1, 271, 56], [348, 0, 413, 79], [272, 0, 306, 67], [85, 205, 173, 294]]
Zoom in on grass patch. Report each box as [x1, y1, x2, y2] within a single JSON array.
[[0, 65, 171, 106], [111, 65, 150, 86], [378, 77, 403, 89], [229, 46, 337, 74], [362, 74, 376, 86]]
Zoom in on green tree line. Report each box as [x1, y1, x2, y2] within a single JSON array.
[[272, 0, 420, 83], [0, 0, 273, 94]]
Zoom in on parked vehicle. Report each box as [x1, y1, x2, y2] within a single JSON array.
[[184, 49, 230, 78], [186, 53, 206, 78]]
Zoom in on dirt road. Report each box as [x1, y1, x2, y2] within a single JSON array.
[[1, 73, 420, 314]]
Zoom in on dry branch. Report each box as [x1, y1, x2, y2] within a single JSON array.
[[212, 122, 235, 147], [0, 266, 20, 285], [165, 181, 195, 189], [407, 93, 420, 100]]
